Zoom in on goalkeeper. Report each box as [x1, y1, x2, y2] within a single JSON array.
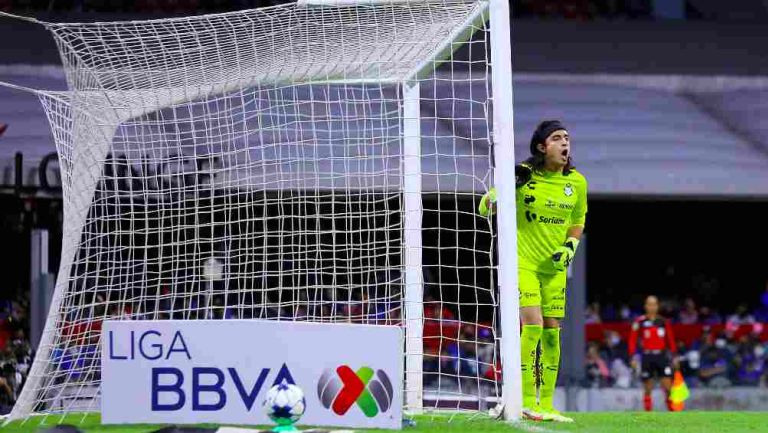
[[479, 120, 587, 422]]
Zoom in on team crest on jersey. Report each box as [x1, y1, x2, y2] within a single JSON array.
[[563, 183, 574, 197]]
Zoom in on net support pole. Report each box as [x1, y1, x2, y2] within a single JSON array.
[[489, 0, 522, 421], [402, 81, 424, 413], [30, 229, 50, 350]]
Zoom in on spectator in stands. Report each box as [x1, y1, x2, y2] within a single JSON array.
[[423, 293, 456, 324], [601, 329, 628, 363], [423, 345, 440, 387], [6, 300, 28, 336], [476, 326, 497, 382], [698, 335, 732, 387], [107, 303, 133, 320], [439, 346, 457, 377], [681, 345, 702, 388], [600, 303, 617, 322], [610, 356, 633, 388], [735, 341, 766, 386], [584, 342, 610, 387], [585, 302, 601, 324], [8, 328, 31, 369], [293, 305, 308, 321], [756, 280, 768, 322], [677, 297, 698, 324], [691, 326, 713, 351], [726, 303, 756, 328], [618, 303, 634, 321], [698, 305, 722, 325], [457, 337, 480, 391], [605, 328, 632, 388], [0, 295, 30, 416], [0, 373, 13, 415]]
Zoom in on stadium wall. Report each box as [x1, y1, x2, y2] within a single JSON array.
[[553, 387, 768, 411]]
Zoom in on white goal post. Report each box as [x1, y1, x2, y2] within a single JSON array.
[[1, 0, 519, 422]]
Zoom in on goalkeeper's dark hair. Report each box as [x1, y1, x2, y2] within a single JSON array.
[[526, 119, 574, 175]]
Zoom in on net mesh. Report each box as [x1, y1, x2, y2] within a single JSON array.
[[12, 0, 501, 419]]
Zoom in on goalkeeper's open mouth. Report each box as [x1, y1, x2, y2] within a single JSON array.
[[561, 148, 569, 160]]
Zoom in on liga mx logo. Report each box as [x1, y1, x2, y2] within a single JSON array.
[[317, 365, 393, 417]]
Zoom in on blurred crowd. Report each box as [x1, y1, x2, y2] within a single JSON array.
[[422, 297, 499, 393], [586, 325, 768, 389], [584, 290, 768, 389], [418, 287, 768, 393], [0, 296, 33, 415], [585, 288, 768, 325]]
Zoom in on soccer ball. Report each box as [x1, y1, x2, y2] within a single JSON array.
[[263, 382, 306, 426]]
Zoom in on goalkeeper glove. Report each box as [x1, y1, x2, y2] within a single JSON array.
[[478, 187, 497, 217], [515, 163, 532, 188], [552, 237, 580, 271], [478, 163, 533, 217]]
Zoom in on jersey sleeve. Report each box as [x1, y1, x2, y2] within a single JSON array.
[[571, 175, 588, 227], [628, 319, 639, 356]]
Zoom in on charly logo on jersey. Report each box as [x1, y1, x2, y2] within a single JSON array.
[[525, 210, 537, 223], [563, 183, 574, 197]]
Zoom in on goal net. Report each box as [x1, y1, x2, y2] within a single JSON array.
[[5, 0, 519, 421]]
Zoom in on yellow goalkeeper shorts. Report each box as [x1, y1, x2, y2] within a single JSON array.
[[519, 268, 567, 318]]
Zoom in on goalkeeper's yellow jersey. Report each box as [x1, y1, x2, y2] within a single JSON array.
[[517, 167, 588, 274]]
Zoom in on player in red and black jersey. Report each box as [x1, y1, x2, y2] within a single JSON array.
[[628, 295, 678, 411]]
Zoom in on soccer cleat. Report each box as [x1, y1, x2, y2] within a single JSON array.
[[488, 404, 504, 419], [540, 407, 574, 423], [521, 406, 547, 421]]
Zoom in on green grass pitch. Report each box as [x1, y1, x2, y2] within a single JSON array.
[[3, 412, 768, 433]]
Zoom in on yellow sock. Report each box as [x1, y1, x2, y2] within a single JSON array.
[[521, 324, 542, 408], [540, 327, 561, 410]]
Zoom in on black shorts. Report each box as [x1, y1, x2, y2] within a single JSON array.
[[640, 353, 673, 380]]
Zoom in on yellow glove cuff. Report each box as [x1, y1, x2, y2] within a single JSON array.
[[478, 187, 497, 217]]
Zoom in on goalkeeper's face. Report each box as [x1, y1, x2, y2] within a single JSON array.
[[538, 129, 570, 168]]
